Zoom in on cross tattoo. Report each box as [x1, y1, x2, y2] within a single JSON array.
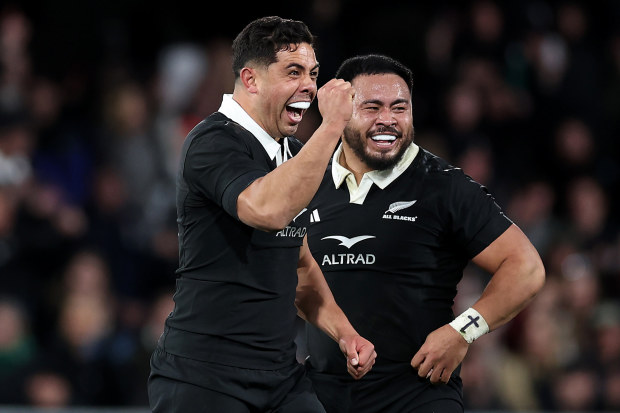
[[460, 315, 480, 333]]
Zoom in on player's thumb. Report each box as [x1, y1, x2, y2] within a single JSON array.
[[339, 338, 359, 366]]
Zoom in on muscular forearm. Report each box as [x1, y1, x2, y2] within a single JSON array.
[[412, 226, 544, 384], [237, 122, 344, 231], [298, 296, 357, 342], [296, 256, 357, 342], [237, 78, 354, 231], [473, 264, 544, 331], [296, 239, 376, 378]]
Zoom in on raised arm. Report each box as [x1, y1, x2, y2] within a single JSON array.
[[295, 236, 376, 379], [237, 79, 354, 231], [411, 224, 545, 384]]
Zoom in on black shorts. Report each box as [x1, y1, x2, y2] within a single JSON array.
[[307, 362, 463, 413], [149, 348, 326, 413]]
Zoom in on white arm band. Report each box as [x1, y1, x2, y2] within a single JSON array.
[[449, 307, 489, 344]]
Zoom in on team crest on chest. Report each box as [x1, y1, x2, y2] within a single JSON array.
[[382, 200, 418, 222]]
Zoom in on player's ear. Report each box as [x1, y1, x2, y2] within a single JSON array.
[[240, 67, 258, 94]]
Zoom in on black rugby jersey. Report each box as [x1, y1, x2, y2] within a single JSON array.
[[160, 112, 309, 370], [305, 146, 512, 375]]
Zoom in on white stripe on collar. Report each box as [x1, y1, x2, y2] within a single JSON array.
[[218, 94, 290, 165]]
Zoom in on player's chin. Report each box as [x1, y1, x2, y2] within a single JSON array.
[[280, 118, 301, 135], [281, 125, 299, 137], [366, 151, 398, 166]]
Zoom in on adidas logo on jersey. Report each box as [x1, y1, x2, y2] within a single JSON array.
[[309, 209, 320, 223], [383, 200, 418, 222]]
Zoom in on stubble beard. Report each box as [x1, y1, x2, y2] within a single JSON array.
[[343, 126, 415, 171]]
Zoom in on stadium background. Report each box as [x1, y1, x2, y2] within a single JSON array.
[[1, 0, 619, 411]]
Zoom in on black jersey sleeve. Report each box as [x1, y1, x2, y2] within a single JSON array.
[[183, 122, 268, 219], [448, 169, 513, 258]]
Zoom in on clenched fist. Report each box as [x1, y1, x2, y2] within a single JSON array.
[[316, 78, 355, 130]]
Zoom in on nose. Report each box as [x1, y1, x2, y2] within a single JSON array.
[[377, 107, 396, 126], [299, 73, 317, 97]]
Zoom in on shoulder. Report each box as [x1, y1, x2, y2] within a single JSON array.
[[410, 148, 494, 207], [188, 113, 249, 142], [179, 114, 260, 172], [413, 148, 467, 184], [183, 113, 255, 155], [416, 148, 456, 173]]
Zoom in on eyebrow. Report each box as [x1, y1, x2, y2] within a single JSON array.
[[286, 62, 320, 71], [363, 98, 410, 106]]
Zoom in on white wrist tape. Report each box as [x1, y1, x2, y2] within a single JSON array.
[[449, 307, 489, 344]]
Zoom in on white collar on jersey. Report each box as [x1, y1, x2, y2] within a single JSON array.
[[218, 94, 291, 166], [331, 142, 420, 204]]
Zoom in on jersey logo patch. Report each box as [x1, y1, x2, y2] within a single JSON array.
[[320, 235, 376, 266], [383, 200, 418, 222], [321, 235, 375, 249], [385, 200, 417, 214], [309, 209, 321, 223]]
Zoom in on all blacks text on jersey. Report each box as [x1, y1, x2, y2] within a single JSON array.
[[382, 199, 418, 222]]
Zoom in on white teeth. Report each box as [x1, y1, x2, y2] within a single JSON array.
[[371, 134, 396, 141], [289, 102, 311, 109]]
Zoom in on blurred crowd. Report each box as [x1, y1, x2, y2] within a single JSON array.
[[0, 0, 619, 411]]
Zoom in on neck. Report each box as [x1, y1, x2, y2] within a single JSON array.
[[231, 90, 281, 142], [339, 145, 372, 185]]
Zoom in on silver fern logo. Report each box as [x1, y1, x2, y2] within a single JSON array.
[[385, 200, 417, 214], [383, 200, 418, 223]]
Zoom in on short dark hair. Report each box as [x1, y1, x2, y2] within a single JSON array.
[[232, 16, 315, 79], [335, 54, 413, 95]]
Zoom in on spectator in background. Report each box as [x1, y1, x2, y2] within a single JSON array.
[[0, 109, 33, 188], [152, 41, 210, 183], [99, 80, 171, 250], [564, 176, 613, 248], [554, 2, 603, 128], [442, 81, 485, 160], [506, 179, 560, 260], [602, 366, 620, 411], [21, 248, 136, 406], [558, 252, 601, 357], [593, 301, 620, 371], [126, 290, 174, 406], [0, 6, 31, 111], [22, 370, 72, 408], [551, 362, 601, 411], [185, 38, 235, 127], [96, 78, 179, 306], [0, 296, 36, 402], [493, 276, 566, 411], [456, 0, 506, 65], [28, 75, 95, 209], [459, 330, 504, 410]]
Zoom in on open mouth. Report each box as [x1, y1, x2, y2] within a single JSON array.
[[370, 134, 397, 147], [286, 101, 311, 123]]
